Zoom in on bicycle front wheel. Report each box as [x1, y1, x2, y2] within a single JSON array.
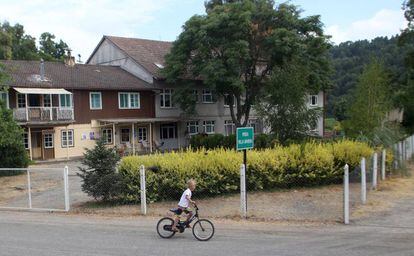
[[156, 217, 176, 239], [192, 219, 215, 241]]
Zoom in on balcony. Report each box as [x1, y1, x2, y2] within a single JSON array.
[[13, 107, 74, 123]]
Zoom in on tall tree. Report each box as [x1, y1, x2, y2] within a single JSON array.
[[39, 32, 69, 61], [163, 0, 331, 127], [345, 60, 392, 137], [256, 63, 321, 143], [1, 22, 38, 60]]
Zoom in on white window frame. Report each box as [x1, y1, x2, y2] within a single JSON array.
[[137, 127, 148, 142], [120, 128, 131, 143], [310, 95, 318, 107], [0, 91, 9, 108], [118, 92, 140, 109], [160, 123, 177, 139], [202, 89, 214, 103], [187, 121, 199, 135], [17, 93, 26, 108], [102, 128, 113, 144], [23, 132, 29, 149], [224, 120, 236, 136], [43, 133, 54, 149], [160, 89, 174, 108], [224, 94, 236, 107], [59, 94, 73, 109], [203, 120, 215, 134], [248, 119, 259, 134], [61, 130, 74, 148], [89, 92, 102, 110]]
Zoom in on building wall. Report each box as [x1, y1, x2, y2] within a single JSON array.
[[87, 39, 154, 83]]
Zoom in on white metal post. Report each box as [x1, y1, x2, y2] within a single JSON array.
[[344, 164, 349, 225], [399, 142, 403, 167], [361, 158, 366, 204], [27, 169, 32, 209], [140, 165, 147, 215], [132, 123, 135, 155], [64, 166, 70, 211], [372, 153, 378, 190], [381, 149, 386, 180], [240, 164, 247, 219]]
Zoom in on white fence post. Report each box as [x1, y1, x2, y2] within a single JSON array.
[[27, 170, 32, 209], [240, 164, 247, 219], [381, 149, 386, 181], [344, 164, 349, 225], [63, 166, 70, 212], [140, 165, 147, 215], [399, 142, 403, 167], [372, 153, 378, 190], [361, 158, 366, 204]]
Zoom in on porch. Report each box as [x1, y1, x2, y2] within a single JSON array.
[[11, 88, 74, 123]]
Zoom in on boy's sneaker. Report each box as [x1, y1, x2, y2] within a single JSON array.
[[186, 223, 191, 229]]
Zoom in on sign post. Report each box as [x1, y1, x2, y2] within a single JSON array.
[[236, 127, 254, 218]]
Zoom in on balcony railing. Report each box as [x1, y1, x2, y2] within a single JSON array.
[[13, 107, 74, 122]]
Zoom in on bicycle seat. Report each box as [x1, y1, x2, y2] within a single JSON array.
[[170, 208, 182, 215]]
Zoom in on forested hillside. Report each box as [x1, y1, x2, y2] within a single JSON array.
[[328, 36, 410, 121]]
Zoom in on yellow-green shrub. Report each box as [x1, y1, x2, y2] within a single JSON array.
[[118, 140, 376, 202]]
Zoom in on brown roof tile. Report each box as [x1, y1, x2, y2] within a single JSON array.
[[0, 60, 155, 90], [105, 36, 172, 78]]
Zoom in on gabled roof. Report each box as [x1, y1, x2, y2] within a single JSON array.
[[0, 60, 155, 91], [88, 36, 172, 78]]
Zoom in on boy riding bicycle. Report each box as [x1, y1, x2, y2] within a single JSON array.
[[171, 179, 196, 232]]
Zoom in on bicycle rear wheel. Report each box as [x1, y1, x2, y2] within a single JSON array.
[[156, 217, 176, 239], [192, 219, 215, 241]]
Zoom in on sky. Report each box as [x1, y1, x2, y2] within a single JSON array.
[[0, 0, 408, 62]]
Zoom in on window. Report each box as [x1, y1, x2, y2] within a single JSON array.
[[119, 92, 140, 109], [102, 129, 113, 144], [0, 91, 9, 108], [43, 94, 51, 107], [160, 123, 177, 139], [202, 89, 214, 103], [160, 89, 174, 108], [187, 121, 199, 135], [59, 94, 72, 108], [90, 92, 102, 110], [224, 120, 236, 136], [138, 127, 147, 141], [192, 90, 199, 103], [17, 93, 26, 108], [61, 130, 74, 148], [248, 119, 258, 134], [224, 94, 236, 107], [44, 133, 54, 149], [310, 95, 318, 107], [23, 132, 29, 149], [203, 121, 215, 134], [121, 128, 130, 143]]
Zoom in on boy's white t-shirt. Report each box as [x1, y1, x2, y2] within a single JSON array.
[[178, 188, 192, 208]]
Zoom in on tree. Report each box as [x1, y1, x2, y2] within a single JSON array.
[[77, 139, 126, 201], [256, 63, 321, 143], [0, 64, 29, 168], [39, 32, 68, 61], [2, 22, 38, 60], [163, 0, 331, 127], [345, 60, 392, 137]]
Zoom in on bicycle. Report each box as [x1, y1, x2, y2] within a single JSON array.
[[156, 204, 215, 241]]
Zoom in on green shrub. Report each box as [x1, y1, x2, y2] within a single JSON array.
[[118, 140, 374, 203], [77, 139, 126, 202]]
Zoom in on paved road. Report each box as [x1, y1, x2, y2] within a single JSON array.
[[1, 197, 414, 256]]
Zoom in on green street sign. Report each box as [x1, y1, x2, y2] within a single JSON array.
[[236, 127, 254, 151]]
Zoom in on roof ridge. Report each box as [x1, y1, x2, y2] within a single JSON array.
[[105, 35, 172, 44]]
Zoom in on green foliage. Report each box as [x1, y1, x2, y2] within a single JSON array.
[[189, 134, 236, 150], [0, 99, 29, 168], [345, 59, 393, 138], [257, 64, 322, 144], [39, 32, 69, 61], [77, 139, 125, 202], [163, 0, 331, 126], [119, 140, 374, 203]]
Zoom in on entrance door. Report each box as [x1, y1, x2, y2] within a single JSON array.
[[31, 132, 42, 160], [42, 132, 55, 160]]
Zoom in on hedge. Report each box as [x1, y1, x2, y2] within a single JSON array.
[[118, 140, 378, 203]]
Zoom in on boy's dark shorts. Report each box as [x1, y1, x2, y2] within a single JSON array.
[[174, 207, 192, 216]]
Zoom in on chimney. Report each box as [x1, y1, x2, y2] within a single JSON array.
[[64, 49, 76, 67], [40, 59, 45, 81]]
